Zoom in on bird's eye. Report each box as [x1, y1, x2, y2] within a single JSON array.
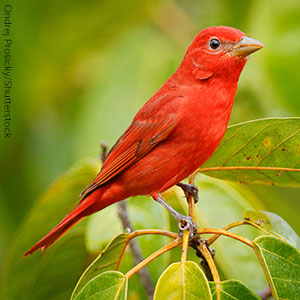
[[209, 38, 221, 50]]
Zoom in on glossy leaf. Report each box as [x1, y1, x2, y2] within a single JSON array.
[[74, 271, 127, 300], [254, 235, 300, 299], [85, 205, 123, 253], [1, 159, 99, 300], [244, 210, 300, 249], [199, 118, 300, 186], [210, 280, 260, 300], [72, 233, 130, 299], [153, 261, 212, 300]]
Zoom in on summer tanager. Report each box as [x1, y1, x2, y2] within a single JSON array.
[[24, 26, 263, 256]]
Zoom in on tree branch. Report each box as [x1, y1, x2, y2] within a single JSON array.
[[257, 287, 272, 300], [117, 200, 154, 300], [99, 140, 108, 162]]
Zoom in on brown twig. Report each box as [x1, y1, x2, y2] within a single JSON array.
[[117, 201, 154, 299], [99, 140, 108, 162], [257, 287, 272, 299]]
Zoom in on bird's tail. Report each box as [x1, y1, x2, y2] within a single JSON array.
[[23, 196, 97, 256]]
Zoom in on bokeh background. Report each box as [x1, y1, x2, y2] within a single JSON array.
[[0, 0, 300, 299]]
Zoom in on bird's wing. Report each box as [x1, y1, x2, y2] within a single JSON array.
[[80, 116, 176, 198]]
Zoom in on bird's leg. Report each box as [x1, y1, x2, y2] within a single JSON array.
[[152, 194, 197, 235], [176, 182, 199, 204]]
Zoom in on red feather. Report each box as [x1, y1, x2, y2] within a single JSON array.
[[81, 117, 176, 197]]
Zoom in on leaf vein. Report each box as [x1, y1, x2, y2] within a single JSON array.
[[260, 247, 300, 267], [221, 288, 239, 300], [273, 277, 300, 284], [221, 123, 278, 167], [256, 128, 300, 166], [292, 158, 300, 168]]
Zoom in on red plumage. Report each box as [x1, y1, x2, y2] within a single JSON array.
[[24, 26, 263, 256]]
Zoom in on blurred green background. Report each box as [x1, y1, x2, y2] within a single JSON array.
[[0, 0, 300, 299]]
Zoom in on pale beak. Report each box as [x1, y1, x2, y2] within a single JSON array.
[[230, 36, 264, 57]]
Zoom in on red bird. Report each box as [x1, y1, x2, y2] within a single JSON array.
[[25, 26, 263, 256]]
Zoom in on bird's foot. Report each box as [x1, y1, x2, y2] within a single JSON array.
[[153, 193, 197, 236], [176, 214, 198, 236], [177, 182, 199, 204]]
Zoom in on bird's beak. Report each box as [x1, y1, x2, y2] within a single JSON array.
[[229, 36, 264, 57]]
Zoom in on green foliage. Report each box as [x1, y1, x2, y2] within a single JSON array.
[[69, 219, 300, 300], [153, 261, 212, 300], [200, 118, 300, 186], [3, 155, 300, 299], [244, 210, 300, 249], [210, 280, 260, 300], [71, 233, 130, 299], [254, 236, 300, 299], [1, 160, 98, 300], [1, 1, 300, 299], [191, 177, 266, 291], [74, 271, 127, 300], [85, 196, 170, 298]]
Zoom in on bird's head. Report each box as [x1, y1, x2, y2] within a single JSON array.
[[182, 26, 264, 81]]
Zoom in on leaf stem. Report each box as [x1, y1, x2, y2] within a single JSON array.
[[117, 201, 154, 299], [206, 220, 246, 245], [197, 166, 300, 173], [129, 229, 179, 240], [198, 243, 221, 300], [197, 228, 254, 248], [181, 231, 190, 262], [116, 229, 179, 270], [126, 238, 182, 279], [188, 171, 197, 222], [243, 219, 275, 235]]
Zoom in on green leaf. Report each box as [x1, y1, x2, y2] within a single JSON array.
[[153, 261, 212, 300], [209, 280, 260, 300], [1, 159, 99, 300], [199, 118, 300, 187], [254, 235, 300, 299], [72, 233, 130, 299], [74, 271, 127, 300], [244, 210, 300, 249], [85, 196, 170, 287], [85, 205, 123, 253], [179, 176, 267, 291]]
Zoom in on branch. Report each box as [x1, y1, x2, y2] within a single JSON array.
[[99, 140, 108, 162], [198, 243, 221, 300], [181, 230, 190, 262], [126, 238, 182, 279], [197, 165, 300, 174], [188, 172, 197, 222], [257, 287, 272, 300], [117, 200, 154, 300], [206, 220, 246, 245], [198, 228, 254, 248]]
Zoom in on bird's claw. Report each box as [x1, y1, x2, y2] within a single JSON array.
[[177, 214, 198, 236], [177, 183, 199, 203]]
